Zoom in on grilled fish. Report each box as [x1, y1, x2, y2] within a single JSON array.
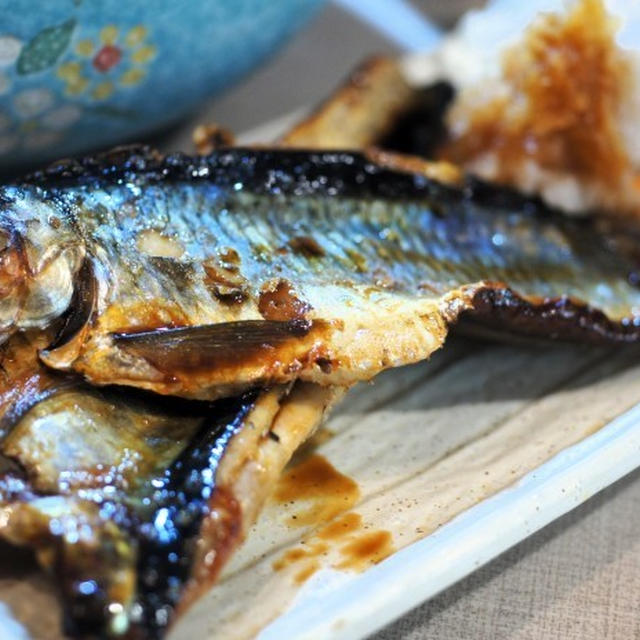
[[0, 331, 340, 638], [2, 141, 640, 638], [1, 146, 640, 402]]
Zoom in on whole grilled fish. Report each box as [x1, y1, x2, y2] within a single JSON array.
[[2, 143, 640, 638], [2, 146, 640, 401], [0, 331, 339, 638]]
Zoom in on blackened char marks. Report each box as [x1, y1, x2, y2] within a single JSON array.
[[132, 392, 256, 637], [378, 81, 455, 158], [459, 286, 640, 343], [21, 145, 580, 229], [22, 145, 440, 202]]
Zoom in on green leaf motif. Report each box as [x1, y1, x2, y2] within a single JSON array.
[[17, 18, 76, 75]]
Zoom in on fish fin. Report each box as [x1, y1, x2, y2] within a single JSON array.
[[113, 319, 312, 373]]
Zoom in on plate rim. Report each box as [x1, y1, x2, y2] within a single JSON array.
[[258, 400, 640, 640]]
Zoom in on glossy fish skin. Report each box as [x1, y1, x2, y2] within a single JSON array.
[[0, 330, 78, 440], [0, 333, 266, 638], [2, 146, 640, 400], [0, 355, 249, 638], [0, 330, 340, 638]]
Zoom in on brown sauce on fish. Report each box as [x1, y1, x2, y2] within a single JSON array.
[[100, 300, 191, 334], [258, 279, 312, 323], [202, 259, 247, 305], [0, 331, 71, 435], [175, 486, 243, 616], [288, 236, 326, 258]]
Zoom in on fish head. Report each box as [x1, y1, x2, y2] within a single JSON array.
[[0, 188, 87, 341], [0, 226, 26, 328]]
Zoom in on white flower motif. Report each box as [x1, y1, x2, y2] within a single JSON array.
[[41, 104, 82, 130], [13, 88, 55, 119], [0, 35, 22, 68], [0, 59, 84, 157]]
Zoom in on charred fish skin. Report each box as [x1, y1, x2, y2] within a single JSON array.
[[0, 329, 337, 639], [0, 336, 266, 640], [1, 146, 640, 399], [0, 389, 257, 639]]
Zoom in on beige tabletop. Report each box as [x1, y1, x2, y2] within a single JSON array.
[[164, 2, 640, 639]]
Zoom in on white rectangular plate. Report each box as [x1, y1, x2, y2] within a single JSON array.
[[170, 341, 640, 640], [258, 384, 640, 640]]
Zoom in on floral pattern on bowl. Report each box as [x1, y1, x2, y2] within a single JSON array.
[[0, 0, 323, 170]]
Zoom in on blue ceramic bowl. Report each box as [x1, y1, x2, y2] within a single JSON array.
[[0, 0, 323, 169]]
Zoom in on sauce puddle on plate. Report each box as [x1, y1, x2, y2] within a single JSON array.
[[274, 453, 360, 526], [272, 455, 395, 583]]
